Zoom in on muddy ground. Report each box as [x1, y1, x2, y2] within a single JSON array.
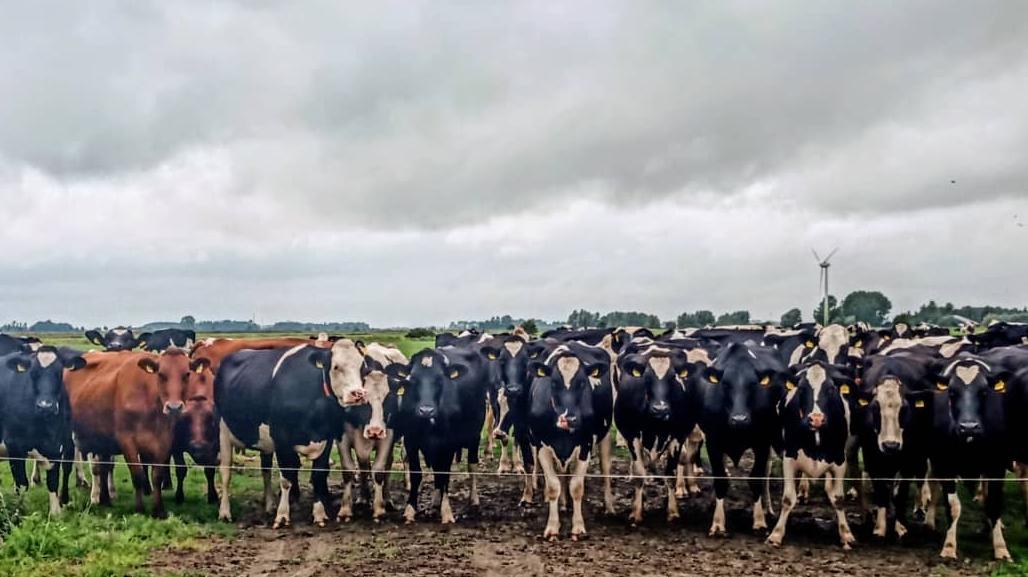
[[150, 454, 998, 577]]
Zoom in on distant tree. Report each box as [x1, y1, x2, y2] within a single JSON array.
[[676, 310, 715, 328], [780, 308, 803, 328], [716, 310, 751, 326], [812, 295, 842, 324], [405, 327, 435, 339], [180, 315, 196, 329], [840, 290, 892, 326], [521, 319, 539, 335]]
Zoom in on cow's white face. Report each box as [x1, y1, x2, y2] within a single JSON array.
[[875, 378, 904, 453], [362, 371, 390, 439], [329, 340, 366, 407]]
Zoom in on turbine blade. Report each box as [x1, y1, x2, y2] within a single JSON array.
[[811, 248, 821, 263], [825, 247, 839, 262]]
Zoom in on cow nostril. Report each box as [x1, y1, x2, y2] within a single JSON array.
[[882, 441, 901, 454], [729, 414, 751, 427], [164, 402, 184, 414]]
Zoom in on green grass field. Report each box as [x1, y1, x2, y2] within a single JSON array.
[[2, 331, 1028, 576]]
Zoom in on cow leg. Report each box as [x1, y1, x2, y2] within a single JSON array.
[[173, 452, 187, 504], [675, 461, 688, 499], [797, 473, 810, 504], [538, 446, 561, 540], [570, 455, 590, 541], [273, 449, 300, 529], [511, 437, 525, 475], [217, 424, 235, 522], [597, 433, 615, 515], [519, 437, 536, 506], [829, 464, 856, 549], [750, 445, 770, 532], [767, 456, 797, 547], [29, 458, 40, 487], [74, 446, 89, 488], [148, 454, 168, 519], [404, 447, 422, 524], [843, 435, 862, 504], [940, 481, 961, 559], [435, 450, 456, 524], [870, 478, 890, 538], [121, 442, 150, 515], [984, 476, 1010, 561], [108, 461, 119, 499], [260, 451, 275, 514], [89, 453, 104, 505], [371, 435, 394, 521], [59, 442, 74, 505], [309, 446, 332, 528], [44, 456, 62, 516], [496, 437, 512, 474], [628, 437, 647, 526], [204, 465, 218, 504], [337, 434, 357, 522], [484, 401, 496, 455], [664, 440, 682, 522], [925, 479, 941, 531], [914, 477, 932, 521], [707, 443, 728, 537], [1018, 462, 1028, 526], [468, 461, 480, 509], [8, 449, 30, 491]]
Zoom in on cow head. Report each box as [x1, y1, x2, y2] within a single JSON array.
[[617, 350, 690, 421], [707, 344, 785, 431], [138, 349, 206, 416], [6, 346, 84, 416], [865, 373, 930, 456], [180, 357, 216, 461], [529, 350, 606, 434], [786, 361, 846, 432], [494, 336, 531, 399], [86, 327, 139, 351], [395, 349, 464, 425], [358, 356, 403, 441], [307, 339, 368, 407], [936, 358, 1005, 445]]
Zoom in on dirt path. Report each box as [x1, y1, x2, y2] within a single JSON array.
[[150, 457, 997, 577]]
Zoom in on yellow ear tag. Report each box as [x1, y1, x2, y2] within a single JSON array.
[[785, 381, 796, 391], [854, 340, 863, 349], [995, 380, 1006, 392], [708, 374, 719, 384], [16, 363, 27, 373], [631, 368, 642, 378], [858, 399, 869, 407], [396, 386, 405, 397], [678, 369, 689, 378], [840, 384, 850, 395], [195, 365, 205, 374], [759, 376, 770, 387], [537, 367, 546, 377], [590, 368, 601, 378], [936, 382, 948, 391], [914, 400, 925, 408], [488, 353, 498, 360], [805, 341, 815, 348], [449, 369, 460, 379], [315, 360, 325, 369]]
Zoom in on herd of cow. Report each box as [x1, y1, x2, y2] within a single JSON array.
[[2, 320, 1028, 561]]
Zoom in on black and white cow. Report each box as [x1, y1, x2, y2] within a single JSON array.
[[0, 334, 42, 356], [0, 346, 84, 514], [527, 342, 614, 540], [138, 329, 197, 353], [390, 347, 490, 524], [1007, 366, 1028, 526], [615, 346, 699, 525], [336, 342, 407, 522], [928, 357, 1012, 560], [215, 338, 368, 526], [696, 342, 788, 536], [766, 361, 855, 549], [763, 326, 818, 368], [488, 332, 538, 500], [856, 353, 935, 540], [85, 327, 140, 351], [971, 321, 1028, 350]]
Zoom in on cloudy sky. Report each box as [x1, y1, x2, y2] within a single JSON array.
[[2, 2, 1027, 328]]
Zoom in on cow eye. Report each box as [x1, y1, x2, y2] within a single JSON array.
[[759, 376, 770, 387], [936, 382, 948, 391], [994, 380, 1007, 393], [630, 368, 642, 378]]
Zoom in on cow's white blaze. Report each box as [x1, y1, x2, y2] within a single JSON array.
[[37, 351, 57, 368], [503, 340, 524, 357], [954, 364, 979, 385], [648, 356, 671, 379], [556, 356, 579, 389], [818, 324, 848, 364], [875, 378, 903, 450]]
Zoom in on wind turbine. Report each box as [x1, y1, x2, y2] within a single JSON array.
[[812, 247, 838, 327]]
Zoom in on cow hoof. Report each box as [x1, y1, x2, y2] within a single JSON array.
[[667, 512, 680, 523], [674, 488, 687, 499], [708, 528, 727, 538], [497, 464, 512, 475], [518, 499, 532, 508], [571, 532, 586, 542], [766, 536, 782, 547], [219, 513, 233, 523], [337, 514, 352, 524], [513, 465, 527, 475], [629, 514, 643, 527], [995, 548, 1012, 562], [273, 517, 290, 529], [546, 534, 559, 542], [403, 505, 416, 524], [912, 510, 926, 523]]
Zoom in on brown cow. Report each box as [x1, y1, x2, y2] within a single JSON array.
[[65, 349, 208, 517]]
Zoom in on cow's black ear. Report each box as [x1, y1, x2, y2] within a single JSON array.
[[480, 346, 501, 361], [6, 356, 30, 373], [355, 340, 367, 356], [137, 357, 159, 375], [134, 332, 152, 350], [704, 367, 724, 384], [308, 349, 331, 370], [384, 362, 410, 381], [990, 371, 1013, 393], [64, 355, 86, 371], [529, 360, 551, 378], [585, 362, 609, 380], [189, 358, 211, 375], [85, 330, 104, 346]]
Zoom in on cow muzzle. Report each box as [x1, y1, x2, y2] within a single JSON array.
[[649, 401, 671, 421], [808, 412, 826, 430], [35, 400, 59, 415], [416, 405, 437, 420], [728, 413, 751, 429], [364, 425, 387, 440], [957, 421, 984, 443], [342, 387, 366, 406], [879, 440, 902, 455], [163, 401, 184, 415]]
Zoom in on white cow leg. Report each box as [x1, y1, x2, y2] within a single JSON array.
[[273, 475, 292, 529], [217, 422, 235, 521], [767, 457, 797, 547], [598, 434, 615, 515], [830, 465, 855, 549], [511, 440, 525, 475], [941, 492, 961, 559], [992, 519, 1012, 561], [538, 448, 561, 540], [89, 454, 102, 505], [570, 458, 589, 540], [629, 454, 646, 526], [469, 462, 480, 508], [497, 438, 512, 474]]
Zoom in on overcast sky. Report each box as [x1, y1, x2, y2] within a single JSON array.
[[2, 2, 1027, 328]]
